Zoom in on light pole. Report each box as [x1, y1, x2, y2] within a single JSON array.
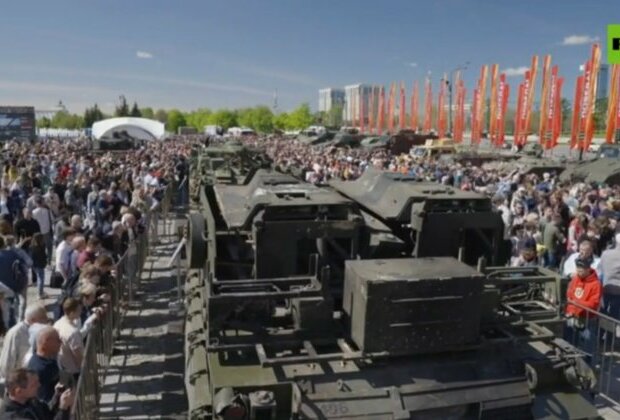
[[448, 62, 469, 135]]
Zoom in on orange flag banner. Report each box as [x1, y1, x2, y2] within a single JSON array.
[[399, 82, 406, 131], [437, 75, 447, 137], [576, 44, 601, 150], [515, 56, 539, 146], [489, 64, 499, 138], [552, 76, 564, 148], [538, 55, 552, 144], [491, 73, 509, 146], [570, 76, 584, 150], [423, 77, 432, 133], [359, 91, 365, 134], [368, 87, 375, 135], [606, 64, 620, 143], [410, 81, 419, 130], [388, 83, 395, 134], [542, 65, 559, 149], [377, 86, 385, 134], [471, 87, 480, 145]]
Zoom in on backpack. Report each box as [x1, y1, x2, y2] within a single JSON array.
[[11, 259, 28, 294]]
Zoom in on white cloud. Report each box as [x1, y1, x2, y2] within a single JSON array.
[[136, 50, 154, 59], [561, 35, 599, 46], [407, 62, 418, 68], [503, 66, 529, 77]]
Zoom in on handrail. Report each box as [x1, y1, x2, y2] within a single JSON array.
[[71, 181, 175, 418]]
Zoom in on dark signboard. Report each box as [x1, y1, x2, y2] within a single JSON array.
[[0, 106, 36, 141]]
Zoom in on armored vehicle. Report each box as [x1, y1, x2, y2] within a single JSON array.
[[482, 156, 566, 177], [560, 158, 620, 185], [184, 161, 598, 419], [330, 168, 510, 266], [189, 142, 271, 204]]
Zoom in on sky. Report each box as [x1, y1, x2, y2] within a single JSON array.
[[0, 0, 616, 114]]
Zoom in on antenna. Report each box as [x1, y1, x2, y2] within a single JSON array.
[[273, 89, 278, 112]]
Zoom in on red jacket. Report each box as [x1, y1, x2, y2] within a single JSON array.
[[566, 270, 602, 318]]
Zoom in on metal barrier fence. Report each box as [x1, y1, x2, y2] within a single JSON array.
[[71, 182, 174, 418], [562, 299, 620, 406]]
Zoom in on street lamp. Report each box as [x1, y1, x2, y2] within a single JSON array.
[[447, 61, 469, 135]]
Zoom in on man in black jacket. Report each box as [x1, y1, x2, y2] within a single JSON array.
[[0, 368, 73, 420]]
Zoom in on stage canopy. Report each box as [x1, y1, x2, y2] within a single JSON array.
[[92, 117, 165, 141]]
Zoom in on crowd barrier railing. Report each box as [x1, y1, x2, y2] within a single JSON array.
[[562, 299, 620, 407], [71, 182, 175, 418]]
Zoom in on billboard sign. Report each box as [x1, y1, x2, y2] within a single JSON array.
[[0, 106, 36, 141]]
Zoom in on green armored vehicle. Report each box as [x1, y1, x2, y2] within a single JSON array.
[[184, 164, 598, 419], [560, 158, 620, 185]]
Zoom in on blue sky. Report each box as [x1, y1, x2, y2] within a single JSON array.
[[0, 0, 615, 113]]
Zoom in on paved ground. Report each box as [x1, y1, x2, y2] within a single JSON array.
[[99, 218, 186, 419]]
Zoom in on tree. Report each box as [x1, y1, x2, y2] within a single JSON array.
[[141, 107, 154, 119], [593, 97, 608, 133], [167, 109, 187, 133], [83, 103, 105, 128], [287, 103, 313, 129], [51, 110, 84, 129], [561, 98, 571, 134], [154, 109, 168, 123], [130, 102, 142, 117], [250, 106, 274, 133], [327, 105, 343, 128], [37, 117, 52, 129], [185, 108, 212, 131], [115, 95, 130, 117], [273, 112, 289, 131], [209, 109, 238, 129]]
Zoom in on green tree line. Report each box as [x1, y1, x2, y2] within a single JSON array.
[[37, 98, 316, 134]]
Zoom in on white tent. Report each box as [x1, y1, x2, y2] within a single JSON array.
[[91, 117, 165, 141]]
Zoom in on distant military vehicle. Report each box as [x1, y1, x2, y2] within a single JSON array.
[[361, 130, 438, 155], [331, 168, 510, 266], [184, 159, 597, 419], [560, 158, 620, 185]]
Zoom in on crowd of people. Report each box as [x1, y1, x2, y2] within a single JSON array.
[[0, 137, 189, 419]]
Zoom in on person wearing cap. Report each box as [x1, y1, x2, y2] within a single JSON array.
[[565, 257, 602, 364], [511, 237, 539, 267], [562, 238, 601, 278]]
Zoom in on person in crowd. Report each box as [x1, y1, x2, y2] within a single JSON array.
[[30, 233, 48, 299], [53, 298, 84, 379], [32, 196, 54, 265], [565, 258, 603, 364], [0, 305, 48, 382], [27, 326, 62, 403], [562, 238, 601, 278], [13, 208, 40, 249], [0, 236, 32, 330], [599, 233, 620, 324], [542, 213, 566, 269], [54, 228, 76, 286], [0, 368, 74, 420]]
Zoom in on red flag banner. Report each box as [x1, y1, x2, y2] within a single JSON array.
[[514, 56, 539, 146], [553, 77, 564, 148], [410, 81, 419, 130], [399, 82, 406, 131], [368, 87, 375, 135], [538, 55, 552, 144], [471, 87, 480, 144], [377, 86, 385, 134], [453, 72, 465, 142], [577, 44, 601, 150], [423, 77, 432, 133], [514, 82, 524, 144], [606, 64, 620, 143], [478, 65, 488, 139], [570, 76, 584, 150], [437, 75, 447, 137], [489, 64, 499, 139], [388, 83, 395, 134], [542, 66, 558, 149], [492, 73, 509, 146], [360, 90, 365, 134]]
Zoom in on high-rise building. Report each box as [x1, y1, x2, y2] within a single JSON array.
[[343, 84, 381, 125], [597, 64, 609, 100], [318, 88, 345, 113]]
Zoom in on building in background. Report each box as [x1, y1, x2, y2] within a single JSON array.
[[596, 64, 609, 100], [318, 88, 345, 113], [343, 84, 381, 125]]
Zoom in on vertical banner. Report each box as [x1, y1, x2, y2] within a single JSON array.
[[368, 87, 375, 135], [570, 76, 584, 149], [377, 86, 385, 134], [489, 64, 499, 139], [453, 72, 465, 142], [606, 64, 620, 143], [471, 87, 479, 144], [423, 76, 432, 133], [538, 55, 552, 145], [388, 83, 396, 134], [410, 81, 419, 130], [492, 73, 509, 146], [437, 74, 447, 137], [553, 77, 564, 148], [542, 66, 558, 149], [478, 65, 489, 139], [515, 56, 539, 146], [577, 44, 601, 151], [359, 90, 365, 134], [514, 82, 524, 144], [399, 82, 406, 131]]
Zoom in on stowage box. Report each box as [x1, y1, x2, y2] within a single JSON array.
[[342, 257, 484, 354]]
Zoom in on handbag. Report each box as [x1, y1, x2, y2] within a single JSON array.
[[49, 270, 64, 289]]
